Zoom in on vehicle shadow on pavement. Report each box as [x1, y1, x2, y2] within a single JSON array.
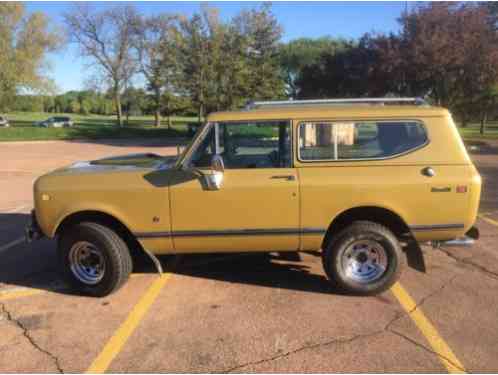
[[0, 213, 428, 297], [168, 252, 345, 296], [0, 213, 66, 293]]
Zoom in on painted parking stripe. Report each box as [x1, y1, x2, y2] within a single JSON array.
[[478, 213, 498, 227], [86, 258, 179, 374], [0, 237, 25, 254], [0, 287, 45, 301], [391, 282, 466, 373], [0, 274, 147, 302], [4, 205, 29, 214]]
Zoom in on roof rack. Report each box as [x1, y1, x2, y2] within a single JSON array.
[[245, 97, 428, 109]]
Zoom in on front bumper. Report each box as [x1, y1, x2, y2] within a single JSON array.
[[25, 210, 44, 243]]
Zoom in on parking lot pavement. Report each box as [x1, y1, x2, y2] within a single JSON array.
[[1, 139, 498, 373]]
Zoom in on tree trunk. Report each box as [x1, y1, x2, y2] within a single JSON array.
[[154, 88, 161, 127], [167, 115, 172, 129], [460, 113, 468, 128], [198, 104, 204, 124], [480, 111, 488, 135], [154, 109, 161, 128], [114, 91, 123, 127]]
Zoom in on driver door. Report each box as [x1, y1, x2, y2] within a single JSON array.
[[169, 120, 300, 253]]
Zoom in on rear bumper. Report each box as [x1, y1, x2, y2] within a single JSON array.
[[25, 210, 44, 243]]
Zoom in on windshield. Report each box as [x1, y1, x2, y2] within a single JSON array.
[[174, 122, 209, 169]]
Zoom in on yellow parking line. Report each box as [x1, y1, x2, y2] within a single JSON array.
[[0, 288, 45, 301], [86, 268, 176, 373], [391, 282, 465, 373], [478, 213, 498, 227], [0, 275, 149, 303], [4, 205, 29, 214]]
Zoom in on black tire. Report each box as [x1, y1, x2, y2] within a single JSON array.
[[322, 221, 403, 296], [58, 222, 133, 297]]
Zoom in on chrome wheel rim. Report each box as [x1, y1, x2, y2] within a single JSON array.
[[69, 241, 106, 285], [341, 240, 388, 284]]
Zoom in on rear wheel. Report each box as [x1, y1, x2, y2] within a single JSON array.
[[58, 222, 132, 297], [322, 221, 402, 295]]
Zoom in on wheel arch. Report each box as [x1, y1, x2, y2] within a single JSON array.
[[321, 206, 411, 250], [55, 210, 144, 259]]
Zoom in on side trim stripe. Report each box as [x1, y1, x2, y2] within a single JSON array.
[[134, 228, 326, 239], [134, 224, 463, 239], [134, 231, 171, 238], [409, 224, 464, 231]]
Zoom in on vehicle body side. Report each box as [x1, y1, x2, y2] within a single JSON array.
[[32, 105, 481, 256]]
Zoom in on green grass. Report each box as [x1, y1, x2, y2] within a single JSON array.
[[0, 112, 199, 142], [457, 121, 498, 140], [1, 112, 497, 142]]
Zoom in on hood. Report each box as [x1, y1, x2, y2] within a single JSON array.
[[49, 153, 178, 176]]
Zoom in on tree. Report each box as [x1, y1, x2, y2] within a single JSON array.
[[0, 3, 61, 111], [215, 20, 251, 110], [179, 9, 213, 120], [64, 4, 138, 126], [234, 4, 285, 101], [134, 13, 183, 127], [279, 37, 349, 98]]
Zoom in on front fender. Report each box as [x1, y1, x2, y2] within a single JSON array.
[[41, 202, 131, 238]]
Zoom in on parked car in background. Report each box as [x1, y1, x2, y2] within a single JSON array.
[[35, 116, 73, 128], [0, 115, 10, 127]]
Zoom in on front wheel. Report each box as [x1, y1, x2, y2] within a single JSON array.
[[322, 221, 403, 295], [58, 222, 132, 297]]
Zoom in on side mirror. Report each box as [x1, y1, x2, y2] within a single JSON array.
[[202, 155, 224, 190], [211, 154, 225, 173]]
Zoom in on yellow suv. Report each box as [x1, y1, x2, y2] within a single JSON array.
[[26, 98, 481, 296]]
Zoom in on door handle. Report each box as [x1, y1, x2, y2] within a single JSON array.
[[271, 175, 296, 181]]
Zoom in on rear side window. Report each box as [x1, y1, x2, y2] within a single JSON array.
[[298, 121, 428, 161]]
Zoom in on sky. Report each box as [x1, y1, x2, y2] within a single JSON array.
[[25, 1, 410, 93]]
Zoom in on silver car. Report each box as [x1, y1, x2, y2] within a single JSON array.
[[0, 115, 9, 127], [35, 116, 74, 128]]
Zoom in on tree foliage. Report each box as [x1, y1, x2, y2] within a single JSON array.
[[0, 3, 62, 111], [133, 13, 183, 127], [290, 2, 498, 129]]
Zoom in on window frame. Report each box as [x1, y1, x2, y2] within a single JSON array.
[[181, 119, 294, 170], [296, 119, 430, 163]]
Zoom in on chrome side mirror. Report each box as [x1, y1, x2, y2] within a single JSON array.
[[202, 155, 224, 190], [211, 154, 224, 173]]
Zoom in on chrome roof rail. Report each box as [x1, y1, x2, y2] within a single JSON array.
[[245, 97, 428, 109]]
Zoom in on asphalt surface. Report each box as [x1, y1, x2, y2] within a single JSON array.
[[1, 138, 498, 373]]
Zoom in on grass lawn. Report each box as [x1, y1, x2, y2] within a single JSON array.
[[1, 112, 497, 143], [0, 112, 199, 142], [457, 121, 498, 141]]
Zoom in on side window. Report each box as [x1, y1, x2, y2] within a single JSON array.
[[219, 121, 291, 169], [299, 121, 427, 161]]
